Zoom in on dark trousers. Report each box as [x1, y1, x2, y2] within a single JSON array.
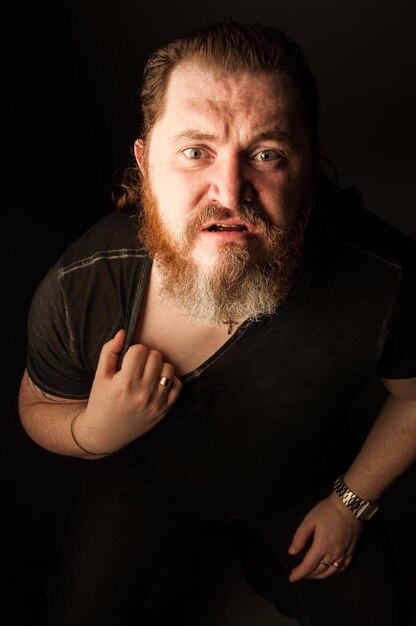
[[47, 457, 410, 626]]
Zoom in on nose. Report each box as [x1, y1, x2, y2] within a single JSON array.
[[207, 156, 255, 209]]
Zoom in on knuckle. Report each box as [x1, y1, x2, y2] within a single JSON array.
[[148, 348, 163, 361], [117, 378, 133, 395], [130, 344, 149, 357]]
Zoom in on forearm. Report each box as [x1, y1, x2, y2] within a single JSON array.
[[19, 340, 182, 458], [18, 371, 106, 459], [343, 391, 416, 502]]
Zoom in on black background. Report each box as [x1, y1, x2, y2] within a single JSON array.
[[2, 0, 416, 622]]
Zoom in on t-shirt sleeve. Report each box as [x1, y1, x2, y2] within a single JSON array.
[[377, 237, 416, 379], [26, 263, 93, 399]]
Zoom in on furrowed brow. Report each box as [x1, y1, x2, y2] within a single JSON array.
[[251, 129, 294, 147], [173, 130, 217, 143], [172, 128, 295, 148]]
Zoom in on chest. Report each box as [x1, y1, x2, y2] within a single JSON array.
[[134, 295, 243, 376]]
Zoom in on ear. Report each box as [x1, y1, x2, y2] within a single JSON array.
[[134, 139, 146, 175]]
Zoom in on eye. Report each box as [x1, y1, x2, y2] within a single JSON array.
[[182, 147, 208, 160], [252, 149, 283, 162]]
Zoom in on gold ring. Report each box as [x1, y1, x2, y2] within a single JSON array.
[[319, 560, 330, 568], [159, 376, 173, 389], [331, 560, 341, 569]]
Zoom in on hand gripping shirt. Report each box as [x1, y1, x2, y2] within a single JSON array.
[[26, 195, 416, 516]]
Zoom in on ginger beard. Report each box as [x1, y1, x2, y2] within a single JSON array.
[[138, 175, 311, 325]]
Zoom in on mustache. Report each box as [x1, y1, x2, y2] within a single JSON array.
[[183, 203, 280, 242]]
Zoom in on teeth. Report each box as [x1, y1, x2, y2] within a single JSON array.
[[209, 223, 247, 232]]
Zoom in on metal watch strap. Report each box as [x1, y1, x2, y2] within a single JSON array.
[[333, 475, 379, 521]]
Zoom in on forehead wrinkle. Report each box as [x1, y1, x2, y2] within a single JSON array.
[[172, 126, 296, 151], [173, 130, 218, 143], [158, 65, 307, 151], [169, 93, 235, 144]]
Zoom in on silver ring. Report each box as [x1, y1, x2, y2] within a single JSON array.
[[319, 560, 330, 568], [159, 376, 173, 389]]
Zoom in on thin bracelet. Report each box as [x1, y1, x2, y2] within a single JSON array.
[[70, 408, 107, 456]]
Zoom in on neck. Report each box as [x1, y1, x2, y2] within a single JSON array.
[[223, 319, 239, 334]]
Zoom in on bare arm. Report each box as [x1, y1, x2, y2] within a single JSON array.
[[18, 329, 182, 459], [19, 370, 96, 458], [341, 376, 416, 500], [288, 376, 416, 582]]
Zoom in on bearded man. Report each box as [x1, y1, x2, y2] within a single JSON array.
[[18, 19, 415, 626]]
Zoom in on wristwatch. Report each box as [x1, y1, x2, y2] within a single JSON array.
[[333, 475, 379, 521]]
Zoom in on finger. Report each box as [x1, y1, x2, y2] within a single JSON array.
[[158, 375, 175, 391], [157, 368, 184, 413], [120, 344, 157, 379], [96, 329, 126, 378], [289, 543, 331, 582], [306, 559, 337, 580], [306, 554, 352, 580], [307, 559, 332, 578], [288, 518, 315, 555], [166, 376, 183, 405], [331, 555, 352, 573], [141, 350, 171, 389]]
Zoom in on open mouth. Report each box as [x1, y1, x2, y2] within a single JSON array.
[[207, 223, 248, 232]]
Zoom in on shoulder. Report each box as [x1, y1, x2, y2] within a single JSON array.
[[57, 210, 149, 275], [314, 186, 416, 271]]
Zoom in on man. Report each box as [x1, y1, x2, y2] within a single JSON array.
[[18, 19, 415, 626]]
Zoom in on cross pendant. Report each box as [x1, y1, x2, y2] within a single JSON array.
[[224, 319, 238, 334]]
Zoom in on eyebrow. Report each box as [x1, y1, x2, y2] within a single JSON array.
[[251, 129, 294, 147], [172, 128, 295, 148], [173, 130, 217, 143]]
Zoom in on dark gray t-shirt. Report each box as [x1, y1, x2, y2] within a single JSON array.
[[25, 200, 416, 515]]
